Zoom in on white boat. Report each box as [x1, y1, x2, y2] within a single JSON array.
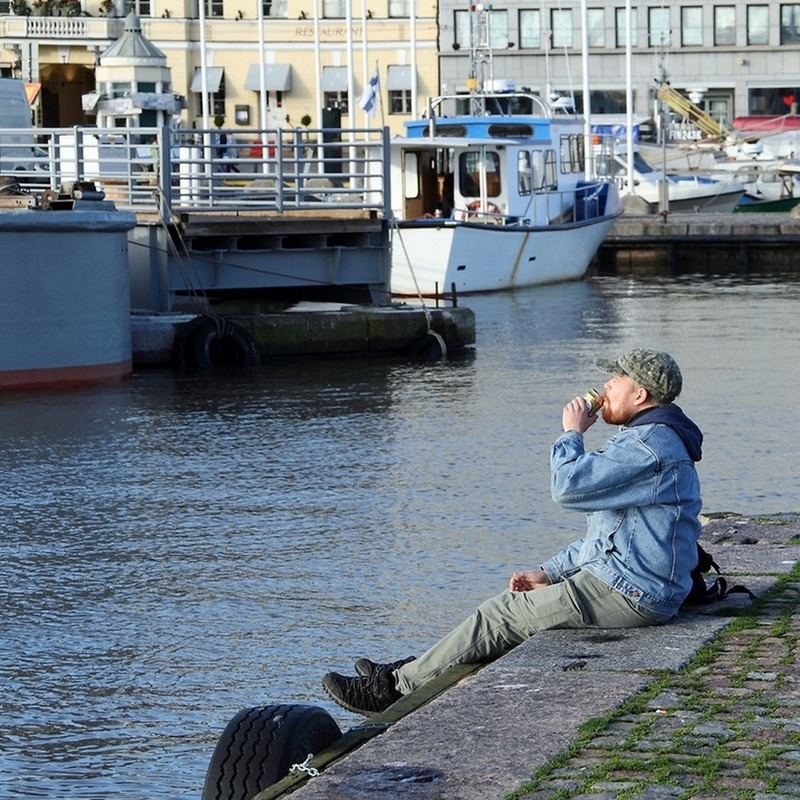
[[704, 133, 800, 209], [593, 140, 745, 214], [388, 91, 622, 299]]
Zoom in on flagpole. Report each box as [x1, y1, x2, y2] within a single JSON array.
[[199, 0, 209, 129], [377, 61, 385, 127], [362, 0, 370, 128], [410, 0, 418, 118], [257, 0, 267, 132], [313, 0, 322, 149]]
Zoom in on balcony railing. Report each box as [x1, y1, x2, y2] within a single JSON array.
[[0, 13, 122, 38]]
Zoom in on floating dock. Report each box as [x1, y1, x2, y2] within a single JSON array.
[[132, 304, 476, 367]]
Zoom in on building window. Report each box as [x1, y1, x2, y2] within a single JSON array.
[[587, 8, 605, 47], [551, 8, 573, 48], [747, 5, 769, 44], [389, 89, 412, 114], [262, 0, 286, 16], [323, 0, 344, 18], [714, 6, 735, 45], [388, 0, 409, 17], [0, 0, 11, 11], [198, 0, 222, 16], [615, 7, 638, 47], [323, 91, 348, 114], [519, 9, 541, 48], [648, 7, 670, 47], [780, 4, 800, 42], [681, 6, 703, 46], [488, 10, 509, 48], [454, 9, 510, 49], [749, 86, 800, 114], [588, 89, 629, 114], [131, 0, 151, 15], [197, 83, 225, 118]]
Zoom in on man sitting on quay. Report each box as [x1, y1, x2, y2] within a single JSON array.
[[323, 349, 704, 716]]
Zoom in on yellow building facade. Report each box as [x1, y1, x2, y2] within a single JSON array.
[[0, 0, 439, 136]]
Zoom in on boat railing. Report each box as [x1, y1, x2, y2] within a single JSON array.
[[0, 124, 391, 219], [423, 91, 555, 120], [446, 180, 611, 226]]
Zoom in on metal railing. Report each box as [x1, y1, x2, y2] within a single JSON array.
[[0, 124, 391, 218]]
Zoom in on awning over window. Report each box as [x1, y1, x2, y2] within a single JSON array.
[[244, 63, 292, 92], [321, 66, 348, 92], [387, 65, 412, 91], [190, 67, 224, 93]]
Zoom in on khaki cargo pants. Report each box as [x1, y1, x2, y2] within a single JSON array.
[[394, 569, 667, 695]]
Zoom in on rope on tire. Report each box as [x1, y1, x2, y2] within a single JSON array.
[[289, 754, 320, 778]]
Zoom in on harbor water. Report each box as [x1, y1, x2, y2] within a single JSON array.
[[2, 273, 799, 799]]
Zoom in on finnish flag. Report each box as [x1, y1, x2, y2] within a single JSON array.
[[358, 66, 380, 117]]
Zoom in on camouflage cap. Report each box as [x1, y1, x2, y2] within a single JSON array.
[[595, 349, 683, 404]]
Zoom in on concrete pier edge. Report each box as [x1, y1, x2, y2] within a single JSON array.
[[252, 512, 800, 800]]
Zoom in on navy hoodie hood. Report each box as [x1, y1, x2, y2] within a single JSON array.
[[626, 405, 704, 462]]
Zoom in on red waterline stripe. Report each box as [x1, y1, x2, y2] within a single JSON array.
[[0, 360, 133, 391]]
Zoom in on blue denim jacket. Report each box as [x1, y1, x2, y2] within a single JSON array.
[[542, 406, 703, 618]]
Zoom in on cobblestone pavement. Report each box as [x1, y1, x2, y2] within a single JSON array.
[[512, 571, 800, 800]]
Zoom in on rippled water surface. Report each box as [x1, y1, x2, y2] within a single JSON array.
[[1, 274, 799, 798]]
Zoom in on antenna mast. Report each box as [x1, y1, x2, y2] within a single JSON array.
[[468, 4, 494, 115]]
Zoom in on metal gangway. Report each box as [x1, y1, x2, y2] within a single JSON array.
[[0, 124, 391, 218]]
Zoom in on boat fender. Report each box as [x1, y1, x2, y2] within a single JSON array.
[[411, 330, 448, 362], [175, 315, 261, 367], [201, 703, 342, 800]]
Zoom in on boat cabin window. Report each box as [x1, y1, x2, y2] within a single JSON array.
[[487, 124, 535, 138], [560, 133, 585, 174], [403, 152, 421, 199], [530, 150, 556, 191], [432, 124, 468, 138], [517, 149, 556, 193], [518, 151, 532, 195], [458, 150, 501, 197]]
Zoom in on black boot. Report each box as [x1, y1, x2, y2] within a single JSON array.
[[354, 655, 416, 678], [322, 666, 401, 716]]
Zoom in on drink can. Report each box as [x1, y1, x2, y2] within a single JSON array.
[[583, 388, 604, 415]]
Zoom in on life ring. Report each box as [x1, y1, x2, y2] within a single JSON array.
[[175, 314, 261, 367], [201, 704, 342, 800], [466, 200, 501, 220]]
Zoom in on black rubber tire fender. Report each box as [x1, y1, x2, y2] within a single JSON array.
[[410, 330, 448, 362], [201, 703, 342, 800], [184, 315, 261, 367]]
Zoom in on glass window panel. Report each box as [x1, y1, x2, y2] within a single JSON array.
[[322, 0, 344, 18], [615, 7, 638, 47], [648, 7, 671, 47], [551, 8, 573, 48], [747, 5, 769, 44], [520, 9, 541, 48], [587, 9, 605, 47], [681, 6, 703, 46], [388, 0, 409, 17], [714, 6, 735, 45], [781, 4, 800, 42]]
